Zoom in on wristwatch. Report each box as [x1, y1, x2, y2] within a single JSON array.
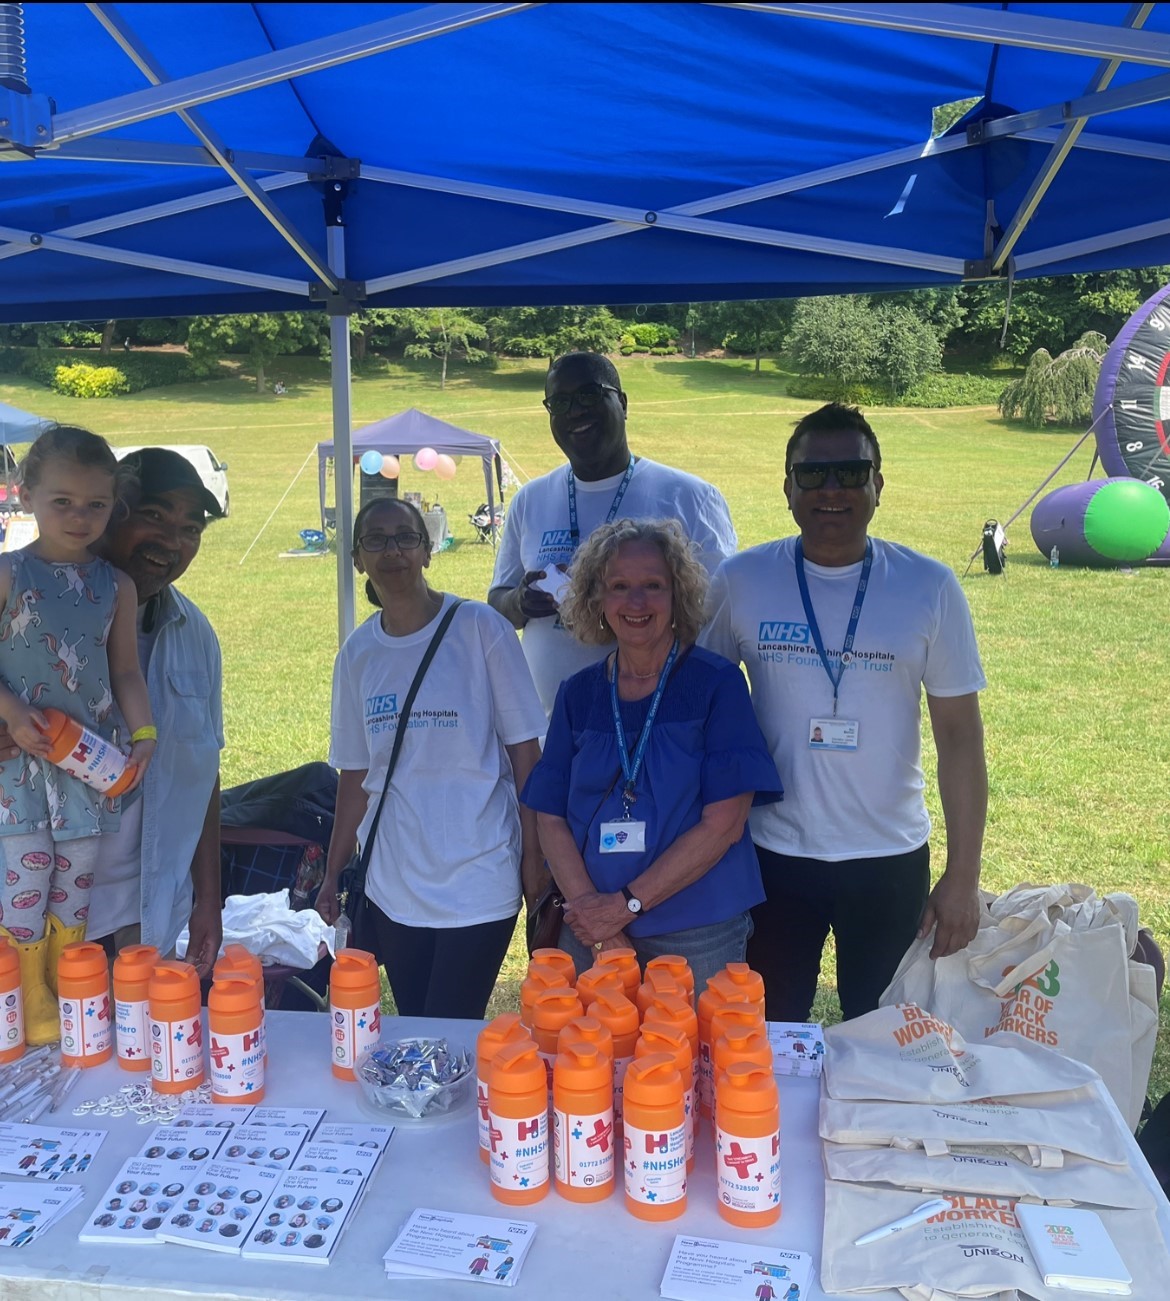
[[621, 885, 643, 915]]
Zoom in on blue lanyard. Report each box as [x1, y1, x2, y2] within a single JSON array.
[[794, 539, 872, 717], [567, 455, 635, 548], [609, 638, 679, 814]]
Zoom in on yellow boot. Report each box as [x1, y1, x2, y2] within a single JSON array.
[[2, 927, 59, 1047], [45, 913, 87, 997]]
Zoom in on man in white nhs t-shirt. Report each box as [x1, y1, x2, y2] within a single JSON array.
[[489, 352, 737, 715], [701, 403, 988, 1022]]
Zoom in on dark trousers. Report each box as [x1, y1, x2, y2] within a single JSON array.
[[367, 902, 517, 1019], [747, 842, 930, 1023]]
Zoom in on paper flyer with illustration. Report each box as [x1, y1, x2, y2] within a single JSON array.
[[0, 1124, 105, 1180], [382, 1207, 537, 1285], [0, 1180, 83, 1247], [661, 1234, 812, 1301]]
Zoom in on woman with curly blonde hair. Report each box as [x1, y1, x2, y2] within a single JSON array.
[[523, 518, 782, 991]]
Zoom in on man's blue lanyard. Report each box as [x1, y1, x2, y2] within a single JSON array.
[[794, 539, 872, 717], [567, 455, 635, 547], [609, 638, 679, 815]]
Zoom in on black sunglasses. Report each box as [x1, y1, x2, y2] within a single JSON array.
[[355, 531, 425, 554], [789, 459, 875, 490], [542, 382, 621, 418]]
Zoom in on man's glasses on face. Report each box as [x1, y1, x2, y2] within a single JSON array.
[[356, 531, 425, 554], [789, 459, 875, 491], [542, 382, 621, 418]]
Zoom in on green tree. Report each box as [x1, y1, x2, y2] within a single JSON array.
[[998, 331, 1106, 427], [714, 300, 793, 373], [186, 312, 323, 392], [402, 308, 489, 389], [787, 296, 881, 392], [876, 304, 944, 399]]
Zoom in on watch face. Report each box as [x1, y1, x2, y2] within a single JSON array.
[[626, 897, 642, 914]]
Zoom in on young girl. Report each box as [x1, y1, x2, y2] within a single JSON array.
[[0, 425, 155, 1042], [317, 497, 546, 1018]]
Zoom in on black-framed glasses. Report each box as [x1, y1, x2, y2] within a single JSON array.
[[789, 459, 875, 490], [542, 382, 621, 418], [355, 530, 425, 554]]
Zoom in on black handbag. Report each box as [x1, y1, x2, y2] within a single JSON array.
[[338, 599, 464, 947], [524, 878, 566, 956]]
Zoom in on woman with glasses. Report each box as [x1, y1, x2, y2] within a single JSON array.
[[522, 517, 782, 994], [317, 498, 546, 1018]]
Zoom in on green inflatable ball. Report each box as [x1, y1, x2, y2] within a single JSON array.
[[1085, 479, 1170, 560]]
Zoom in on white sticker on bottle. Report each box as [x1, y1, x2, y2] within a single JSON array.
[[488, 1108, 548, 1192], [0, 988, 23, 1053], [716, 1124, 781, 1215], [623, 1121, 686, 1205], [553, 1106, 615, 1189], [209, 1025, 265, 1098], [150, 1013, 203, 1084], [116, 996, 149, 1064], [683, 1084, 695, 1164], [329, 1001, 380, 1070], [60, 991, 112, 1058]]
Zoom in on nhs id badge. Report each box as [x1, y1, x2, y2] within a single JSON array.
[[599, 820, 646, 853], [809, 717, 859, 751]]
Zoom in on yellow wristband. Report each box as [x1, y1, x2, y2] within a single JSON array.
[[130, 726, 158, 743]]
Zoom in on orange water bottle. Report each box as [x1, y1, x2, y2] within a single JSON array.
[[622, 1054, 687, 1221], [329, 949, 381, 1081], [636, 1022, 695, 1170], [709, 963, 766, 1015], [40, 708, 137, 796], [645, 953, 695, 1004], [214, 944, 266, 1060], [529, 948, 577, 986], [575, 964, 625, 1011], [595, 949, 641, 1002], [589, 988, 640, 1132], [636, 965, 685, 1017], [208, 973, 265, 1103], [58, 942, 113, 1068], [553, 1041, 614, 1202], [698, 973, 760, 1119], [713, 1026, 773, 1091], [715, 1062, 781, 1227], [476, 1014, 532, 1164], [643, 991, 699, 1137], [148, 961, 203, 1092], [113, 944, 158, 1072], [558, 1014, 614, 1066], [0, 937, 23, 1064], [519, 961, 567, 1029], [487, 1039, 549, 1205], [531, 987, 584, 1097]]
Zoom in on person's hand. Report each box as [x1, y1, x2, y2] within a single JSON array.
[[563, 889, 629, 947], [185, 896, 223, 979], [315, 872, 343, 925], [122, 739, 156, 793], [918, 870, 982, 959], [516, 569, 562, 621], [1, 704, 51, 757], [596, 932, 635, 955]]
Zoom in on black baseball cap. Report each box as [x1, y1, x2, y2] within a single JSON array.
[[123, 448, 224, 520]]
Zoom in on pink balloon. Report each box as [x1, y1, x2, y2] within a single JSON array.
[[414, 447, 438, 471], [379, 455, 400, 479], [434, 454, 457, 480]]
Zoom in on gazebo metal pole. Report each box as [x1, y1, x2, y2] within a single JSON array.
[[327, 223, 356, 645]]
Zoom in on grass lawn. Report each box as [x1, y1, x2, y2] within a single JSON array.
[[3, 352, 1167, 1103]]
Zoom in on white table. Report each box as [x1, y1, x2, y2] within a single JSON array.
[[0, 1010, 1165, 1301]]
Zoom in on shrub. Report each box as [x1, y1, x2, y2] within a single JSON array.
[[630, 321, 674, 349], [16, 347, 218, 393], [619, 344, 637, 355], [783, 374, 885, 407], [900, 372, 1008, 407], [52, 363, 130, 399], [650, 345, 677, 356]]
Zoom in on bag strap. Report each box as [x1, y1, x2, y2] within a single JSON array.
[[357, 598, 464, 874]]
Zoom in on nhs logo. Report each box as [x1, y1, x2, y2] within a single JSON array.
[[759, 621, 810, 644], [540, 529, 574, 548], [366, 693, 398, 718]]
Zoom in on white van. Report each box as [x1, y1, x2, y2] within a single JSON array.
[[115, 445, 230, 516]]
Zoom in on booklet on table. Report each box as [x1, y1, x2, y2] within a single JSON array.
[[765, 1023, 825, 1079], [173, 1103, 256, 1129], [154, 1160, 281, 1254], [0, 1180, 83, 1246], [241, 1169, 365, 1264], [1014, 1203, 1133, 1295], [383, 1208, 537, 1285], [79, 1158, 203, 1245], [215, 1124, 306, 1170], [244, 1107, 325, 1136], [135, 1124, 227, 1165], [660, 1234, 813, 1301]]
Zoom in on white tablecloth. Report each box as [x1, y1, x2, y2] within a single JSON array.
[[0, 1010, 1165, 1301]]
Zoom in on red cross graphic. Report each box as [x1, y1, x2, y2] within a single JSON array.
[[209, 1038, 230, 1069], [585, 1118, 613, 1154], [723, 1141, 759, 1179]]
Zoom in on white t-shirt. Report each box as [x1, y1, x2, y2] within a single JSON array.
[[701, 535, 986, 861], [329, 595, 546, 928], [491, 458, 737, 713]]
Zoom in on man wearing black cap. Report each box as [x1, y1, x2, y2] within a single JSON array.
[[78, 449, 224, 973]]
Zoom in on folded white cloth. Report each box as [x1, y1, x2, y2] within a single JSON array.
[[175, 889, 339, 969]]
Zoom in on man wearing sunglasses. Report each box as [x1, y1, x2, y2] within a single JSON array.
[[702, 403, 987, 1022], [489, 351, 736, 714]]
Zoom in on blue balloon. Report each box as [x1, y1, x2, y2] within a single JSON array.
[[360, 450, 383, 475]]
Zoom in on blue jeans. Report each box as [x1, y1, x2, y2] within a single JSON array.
[[556, 912, 753, 997]]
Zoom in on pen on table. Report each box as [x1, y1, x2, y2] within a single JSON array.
[[49, 1066, 81, 1112], [20, 1093, 53, 1125], [853, 1198, 951, 1247]]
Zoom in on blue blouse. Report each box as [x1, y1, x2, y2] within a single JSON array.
[[522, 645, 782, 938]]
